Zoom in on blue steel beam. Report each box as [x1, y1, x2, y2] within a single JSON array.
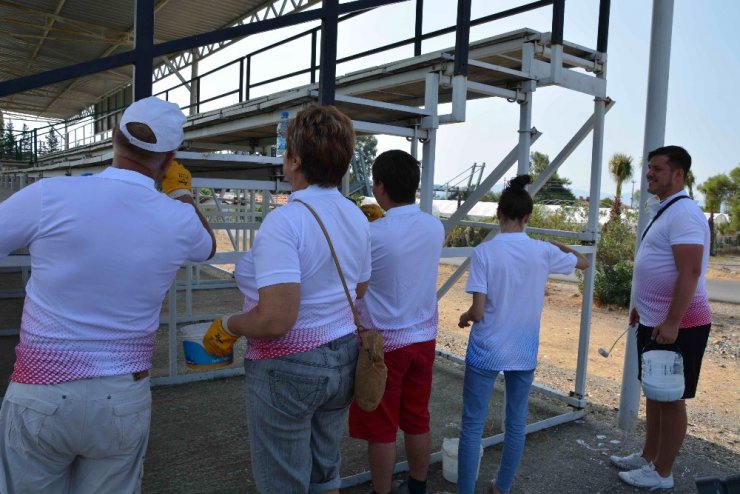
[[318, 0, 339, 105], [134, 0, 155, 99], [0, 0, 405, 99]]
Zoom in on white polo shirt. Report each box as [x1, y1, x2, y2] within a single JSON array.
[[633, 190, 711, 328], [465, 232, 577, 371], [0, 167, 213, 384], [235, 185, 371, 359], [358, 204, 444, 351]]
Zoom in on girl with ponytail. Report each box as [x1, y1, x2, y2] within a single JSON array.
[[456, 175, 589, 494]]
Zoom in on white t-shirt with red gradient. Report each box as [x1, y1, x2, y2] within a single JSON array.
[[633, 190, 712, 328], [0, 168, 213, 384], [357, 204, 444, 352], [235, 185, 371, 359]]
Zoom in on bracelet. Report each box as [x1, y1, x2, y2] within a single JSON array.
[[167, 189, 192, 199]]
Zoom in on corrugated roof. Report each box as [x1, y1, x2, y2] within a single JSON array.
[[0, 0, 319, 119]]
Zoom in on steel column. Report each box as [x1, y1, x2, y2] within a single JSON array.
[[419, 72, 439, 213], [410, 126, 419, 159], [133, 0, 154, 100], [619, 0, 675, 432], [453, 0, 472, 76], [318, 0, 339, 105], [517, 81, 535, 175], [597, 0, 611, 53], [414, 0, 424, 56], [190, 50, 200, 114], [551, 0, 565, 45], [574, 95, 607, 400]]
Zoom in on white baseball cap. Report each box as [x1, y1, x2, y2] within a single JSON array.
[[119, 96, 186, 152]]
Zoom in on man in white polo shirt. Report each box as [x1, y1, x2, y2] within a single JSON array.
[[612, 145, 711, 490], [0, 96, 215, 493], [349, 150, 444, 494]]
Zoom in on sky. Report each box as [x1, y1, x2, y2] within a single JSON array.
[[7, 0, 739, 204]]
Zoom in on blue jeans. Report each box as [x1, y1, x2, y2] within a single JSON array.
[[457, 365, 535, 494], [244, 332, 357, 493]]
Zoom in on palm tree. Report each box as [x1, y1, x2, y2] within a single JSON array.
[[608, 153, 634, 203], [685, 170, 696, 198]]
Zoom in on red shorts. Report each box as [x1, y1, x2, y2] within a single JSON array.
[[349, 339, 436, 443]]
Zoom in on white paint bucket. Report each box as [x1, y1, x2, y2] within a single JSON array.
[[181, 323, 233, 370], [441, 437, 483, 484], [641, 347, 684, 402]]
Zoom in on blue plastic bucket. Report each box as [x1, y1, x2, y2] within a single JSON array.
[[181, 323, 233, 370]]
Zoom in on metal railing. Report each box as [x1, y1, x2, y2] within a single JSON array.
[[0, 0, 592, 168]]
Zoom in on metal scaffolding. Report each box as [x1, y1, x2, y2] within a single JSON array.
[[0, 0, 661, 486]]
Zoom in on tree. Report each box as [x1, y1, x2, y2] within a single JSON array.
[[529, 151, 576, 203], [355, 135, 377, 169], [4, 120, 15, 158], [608, 153, 633, 203], [0, 110, 4, 158], [44, 126, 60, 155], [18, 124, 33, 160], [729, 166, 740, 232], [698, 174, 733, 256], [685, 170, 696, 199], [350, 135, 378, 196]]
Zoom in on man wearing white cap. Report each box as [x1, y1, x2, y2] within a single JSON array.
[[0, 96, 215, 493]]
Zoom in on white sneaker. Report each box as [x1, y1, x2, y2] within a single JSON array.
[[618, 463, 674, 490], [610, 451, 649, 470]]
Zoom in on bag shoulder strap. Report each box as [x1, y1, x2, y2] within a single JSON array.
[[294, 199, 363, 331], [641, 195, 690, 241]]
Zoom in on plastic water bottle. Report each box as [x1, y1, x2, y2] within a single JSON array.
[[276, 111, 289, 157]]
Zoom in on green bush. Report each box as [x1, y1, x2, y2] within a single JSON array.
[[444, 225, 488, 247], [581, 217, 637, 307], [597, 219, 635, 266], [528, 204, 585, 233], [593, 260, 633, 307]]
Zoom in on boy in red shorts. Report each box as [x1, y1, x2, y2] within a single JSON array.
[[349, 150, 444, 494]]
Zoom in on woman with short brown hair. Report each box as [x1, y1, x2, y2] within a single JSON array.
[[204, 105, 371, 493]]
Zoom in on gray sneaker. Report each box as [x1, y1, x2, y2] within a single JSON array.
[[610, 451, 649, 470], [618, 463, 674, 490]]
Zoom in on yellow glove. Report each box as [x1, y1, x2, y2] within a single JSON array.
[[202, 315, 238, 357], [162, 160, 191, 197], [360, 204, 384, 222]]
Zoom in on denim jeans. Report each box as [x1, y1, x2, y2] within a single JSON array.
[[244, 332, 357, 493], [457, 365, 535, 494]]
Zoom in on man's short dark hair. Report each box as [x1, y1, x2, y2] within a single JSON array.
[[372, 150, 420, 204], [648, 145, 692, 174]]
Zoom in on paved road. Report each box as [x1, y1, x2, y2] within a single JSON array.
[[440, 258, 740, 304]]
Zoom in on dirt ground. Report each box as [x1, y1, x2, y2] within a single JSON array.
[[0, 249, 738, 493], [434, 263, 740, 458]]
